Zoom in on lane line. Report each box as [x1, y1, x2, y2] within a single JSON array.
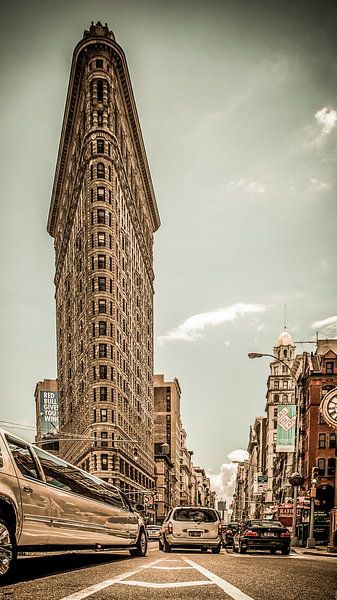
[[152, 565, 194, 570], [184, 558, 256, 600], [117, 580, 213, 588]]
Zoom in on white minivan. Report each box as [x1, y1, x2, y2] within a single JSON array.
[[159, 506, 222, 553], [0, 428, 147, 581]]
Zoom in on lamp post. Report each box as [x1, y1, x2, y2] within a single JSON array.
[[248, 351, 301, 546]]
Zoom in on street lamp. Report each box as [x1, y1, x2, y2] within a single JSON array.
[[248, 351, 301, 546]]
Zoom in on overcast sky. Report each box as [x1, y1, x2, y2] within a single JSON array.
[[1, 0, 337, 503]]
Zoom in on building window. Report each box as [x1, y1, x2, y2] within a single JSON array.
[[97, 209, 105, 224], [274, 380, 279, 390], [101, 454, 108, 470], [97, 79, 103, 101], [97, 232, 105, 246], [326, 362, 334, 374], [327, 458, 336, 476], [98, 111, 103, 126], [98, 255, 106, 269], [98, 321, 107, 335], [97, 187, 105, 202], [282, 380, 288, 390], [100, 386, 107, 401], [97, 162, 105, 178], [97, 139, 104, 154], [99, 365, 107, 379], [98, 277, 106, 291], [98, 299, 106, 313], [96, 59, 103, 69], [100, 408, 108, 422], [329, 433, 336, 448], [101, 432, 108, 447], [318, 433, 326, 448], [318, 458, 325, 476], [99, 343, 107, 358]]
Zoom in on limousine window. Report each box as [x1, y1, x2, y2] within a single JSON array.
[[6, 437, 41, 480], [33, 446, 124, 507]]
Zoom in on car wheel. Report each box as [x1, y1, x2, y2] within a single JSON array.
[[239, 543, 247, 554], [211, 543, 221, 554], [163, 537, 171, 553], [158, 539, 164, 551], [281, 547, 290, 555], [270, 548, 277, 555], [129, 529, 148, 557], [0, 518, 17, 583]]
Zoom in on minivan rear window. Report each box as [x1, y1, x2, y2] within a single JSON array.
[[173, 508, 217, 523]]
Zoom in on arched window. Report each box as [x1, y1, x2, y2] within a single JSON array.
[[97, 162, 105, 178], [97, 79, 103, 101]]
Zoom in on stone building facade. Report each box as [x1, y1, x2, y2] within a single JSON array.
[[47, 22, 160, 500], [153, 375, 182, 508]]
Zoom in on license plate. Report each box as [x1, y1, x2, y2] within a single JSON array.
[[188, 531, 202, 537], [263, 532, 276, 537]]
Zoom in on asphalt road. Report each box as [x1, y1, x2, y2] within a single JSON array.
[[1, 543, 336, 600]]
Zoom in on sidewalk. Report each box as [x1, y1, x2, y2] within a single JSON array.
[[292, 545, 337, 557]]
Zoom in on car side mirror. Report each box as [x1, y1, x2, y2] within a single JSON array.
[[134, 503, 145, 512]]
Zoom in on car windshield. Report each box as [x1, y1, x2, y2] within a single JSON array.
[[173, 508, 217, 522], [247, 520, 283, 528]]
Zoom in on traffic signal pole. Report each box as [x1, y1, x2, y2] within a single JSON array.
[[306, 466, 318, 549], [307, 492, 316, 548]]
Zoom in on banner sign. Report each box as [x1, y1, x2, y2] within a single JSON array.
[[40, 391, 59, 434], [276, 405, 296, 452]]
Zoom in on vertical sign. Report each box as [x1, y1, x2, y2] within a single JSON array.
[[40, 391, 59, 434], [276, 405, 296, 452]]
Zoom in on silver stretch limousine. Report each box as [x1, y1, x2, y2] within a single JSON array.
[[0, 428, 147, 581]]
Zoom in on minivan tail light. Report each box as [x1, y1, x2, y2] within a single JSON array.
[[218, 523, 222, 535], [167, 522, 173, 534], [245, 529, 258, 537]]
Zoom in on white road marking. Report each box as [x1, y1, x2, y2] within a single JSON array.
[[58, 558, 163, 600], [152, 565, 194, 570], [185, 558, 256, 600], [117, 580, 213, 588]]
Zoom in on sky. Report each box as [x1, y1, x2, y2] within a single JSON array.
[[1, 0, 337, 505]]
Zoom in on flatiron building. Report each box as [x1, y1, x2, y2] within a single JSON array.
[[47, 22, 160, 499]]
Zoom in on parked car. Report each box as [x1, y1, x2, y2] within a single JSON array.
[[0, 428, 148, 582], [159, 506, 222, 553], [222, 522, 240, 547], [233, 519, 290, 555], [147, 525, 161, 540]]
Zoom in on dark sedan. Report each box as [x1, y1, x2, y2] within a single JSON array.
[[233, 519, 290, 555]]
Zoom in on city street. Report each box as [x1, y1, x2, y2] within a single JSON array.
[[1, 543, 336, 600]]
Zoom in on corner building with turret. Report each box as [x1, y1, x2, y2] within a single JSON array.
[[47, 23, 160, 499]]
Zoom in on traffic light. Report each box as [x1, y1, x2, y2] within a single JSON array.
[[133, 447, 138, 461], [311, 465, 319, 486]]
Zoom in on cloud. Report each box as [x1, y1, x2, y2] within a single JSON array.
[[310, 178, 331, 192], [207, 449, 249, 507], [157, 303, 267, 343], [228, 179, 266, 195], [307, 107, 337, 147], [312, 315, 337, 338], [315, 107, 337, 135]]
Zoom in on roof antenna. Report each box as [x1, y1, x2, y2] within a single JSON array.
[[284, 304, 287, 331]]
